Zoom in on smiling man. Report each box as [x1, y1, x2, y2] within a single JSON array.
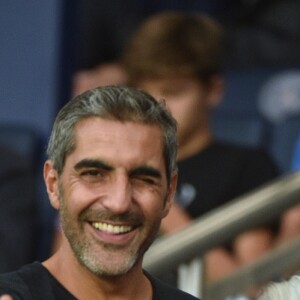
[[0, 86, 199, 299]]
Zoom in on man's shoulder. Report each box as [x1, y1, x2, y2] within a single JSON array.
[[0, 262, 50, 299], [146, 272, 200, 299]]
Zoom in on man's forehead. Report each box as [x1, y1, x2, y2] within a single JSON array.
[[71, 118, 165, 162]]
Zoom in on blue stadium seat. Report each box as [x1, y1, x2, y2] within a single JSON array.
[[291, 133, 300, 171], [211, 68, 280, 149], [212, 68, 300, 173], [0, 124, 56, 260], [0, 0, 78, 260], [212, 114, 267, 147], [257, 70, 300, 173], [215, 68, 283, 116], [269, 117, 300, 173], [0, 124, 40, 168]]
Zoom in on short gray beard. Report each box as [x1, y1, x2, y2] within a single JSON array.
[[57, 180, 162, 278]]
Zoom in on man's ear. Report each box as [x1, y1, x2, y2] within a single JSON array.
[[44, 160, 60, 210], [162, 171, 178, 218], [207, 75, 225, 108]]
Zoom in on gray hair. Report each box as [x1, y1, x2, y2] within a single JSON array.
[[47, 85, 178, 183]]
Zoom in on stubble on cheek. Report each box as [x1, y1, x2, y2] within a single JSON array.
[[57, 181, 165, 276]]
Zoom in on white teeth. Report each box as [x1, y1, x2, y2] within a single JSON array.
[[92, 222, 132, 234]]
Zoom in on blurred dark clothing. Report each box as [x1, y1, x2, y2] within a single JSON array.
[[0, 147, 37, 273], [176, 141, 280, 252], [177, 141, 279, 220]]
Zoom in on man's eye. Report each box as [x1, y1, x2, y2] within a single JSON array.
[[81, 169, 102, 177], [136, 177, 156, 185]]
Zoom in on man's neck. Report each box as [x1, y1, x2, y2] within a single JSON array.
[[43, 246, 153, 300]]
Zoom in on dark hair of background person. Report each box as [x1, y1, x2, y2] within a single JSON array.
[[121, 12, 225, 85]]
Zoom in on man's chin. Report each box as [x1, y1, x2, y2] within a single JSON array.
[[79, 250, 138, 278]]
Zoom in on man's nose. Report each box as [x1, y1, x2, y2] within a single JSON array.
[[102, 174, 132, 214]]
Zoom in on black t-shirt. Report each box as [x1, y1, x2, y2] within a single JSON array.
[[0, 262, 199, 299], [176, 142, 279, 219]]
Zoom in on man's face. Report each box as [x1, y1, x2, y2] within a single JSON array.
[[137, 77, 212, 146], [45, 117, 176, 277]]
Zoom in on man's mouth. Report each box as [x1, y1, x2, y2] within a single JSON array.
[[92, 222, 133, 234]]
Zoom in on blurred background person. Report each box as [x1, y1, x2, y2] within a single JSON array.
[[121, 11, 280, 282], [73, 0, 300, 96]]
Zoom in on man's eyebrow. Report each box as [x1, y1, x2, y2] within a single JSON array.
[[74, 159, 113, 171], [129, 166, 162, 179], [74, 160, 161, 178]]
